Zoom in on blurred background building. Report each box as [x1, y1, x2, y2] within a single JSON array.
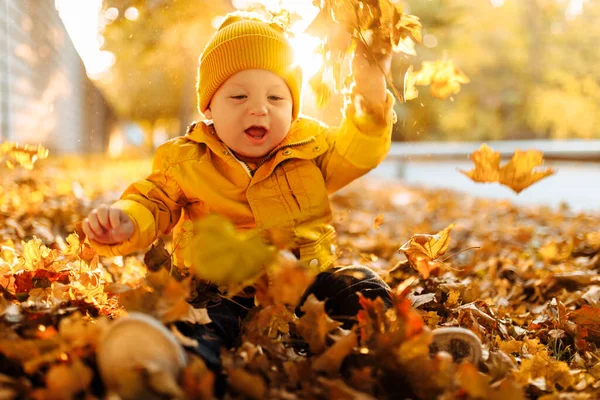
[[0, 0, 115, 153]]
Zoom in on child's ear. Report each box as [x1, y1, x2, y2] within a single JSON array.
[[203, 108, 212, 119]]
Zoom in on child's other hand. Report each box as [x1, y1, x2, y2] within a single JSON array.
[[83, 205, 134, 245]]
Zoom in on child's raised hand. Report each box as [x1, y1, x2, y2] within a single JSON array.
[[82, 205, 134, 245]]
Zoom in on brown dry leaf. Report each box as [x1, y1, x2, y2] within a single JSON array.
[[296, 294, 342, 354], [181, 354, 215, 400], [399, 224, 454, 279], [312, 330, 358, 374], [460, 144, 555, 194], [144, 238, 172, 272], [568, 306, 600, 338]]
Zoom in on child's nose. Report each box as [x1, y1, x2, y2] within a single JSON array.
[[248, 99, 268, 116]]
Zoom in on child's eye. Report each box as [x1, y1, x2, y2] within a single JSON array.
[[268, 96, 284, 101], [230, 95, 247, 100]]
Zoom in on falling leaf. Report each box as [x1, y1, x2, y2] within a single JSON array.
[[373, 214, 384, 230], [399, 224, 455, 279], [403, 65, 419, 101], [460, 144, 555, 193], [183, 214, 276, 286], [410, 59, 469, 99], [296, 294, 342, 354]]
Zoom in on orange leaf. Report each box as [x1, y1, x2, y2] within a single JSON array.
[[399, 224, 454, 279], [460, 144, 555, 194], [568, 306, 600, 338]]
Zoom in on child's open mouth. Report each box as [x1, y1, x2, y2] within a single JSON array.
[[245, 126, 268, 143]]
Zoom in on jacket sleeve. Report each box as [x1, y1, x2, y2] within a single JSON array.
[[90, 141, 187, 257], [316, 89, 396, 194]]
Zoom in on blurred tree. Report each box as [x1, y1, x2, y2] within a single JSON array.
[[98, 0, 600, 142], [99, 0, 233, 136], [396, 0, 600, 141]]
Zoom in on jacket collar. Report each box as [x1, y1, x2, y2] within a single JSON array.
[[185, 118, 329, 181]]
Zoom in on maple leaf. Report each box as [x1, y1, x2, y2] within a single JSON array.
[[183, 214, 276, 286], [399, 224, 455, 279], [410, 59, 470, 99], [144, 237, 172, 272], [296, 294, 342, 354], [460, 144, 555, 194], [568, 306, 600, 339]]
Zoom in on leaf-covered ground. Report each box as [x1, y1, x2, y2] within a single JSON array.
[[1, 157, 599, 399]]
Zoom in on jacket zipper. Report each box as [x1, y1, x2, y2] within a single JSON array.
[[232, 137, 317, 177]]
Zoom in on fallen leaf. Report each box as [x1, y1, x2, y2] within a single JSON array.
[[144, 238, 172, 272], [568, 306, 600, 339], [313, 330, 358, 374], [296, 294, 342, 354], [45, 359, 93, 400], [227, 368, 267, 400]]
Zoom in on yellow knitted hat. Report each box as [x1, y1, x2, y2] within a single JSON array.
[[197, 13, 303, 120]]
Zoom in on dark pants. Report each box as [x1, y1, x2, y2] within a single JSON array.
[[174, 265, 392, 394]]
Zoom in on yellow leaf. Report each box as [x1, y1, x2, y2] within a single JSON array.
[[411, 60, 469, 99], [498, 149, 556, 194], [460, 144, 501, 183], [456, 362, 492, 399], [404, 65, 419, 101], [183, 214, 276, 286], [538, 239, 573, 263], [399, 224, 454, 279], [309, 69, 331, 109], [460, 144, 555, 194], [395, 13, 422, 45]]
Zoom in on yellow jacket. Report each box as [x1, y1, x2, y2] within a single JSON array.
[[91, 93, 395, 271]]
